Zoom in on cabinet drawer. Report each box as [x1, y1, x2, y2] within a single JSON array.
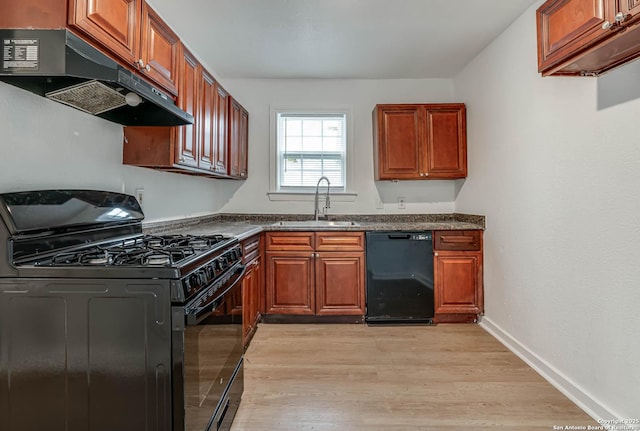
[[242, 234, 262, 264], [315, 232, 364, 252], [265, 232, 314, 251], [434, 230, 482, 251]]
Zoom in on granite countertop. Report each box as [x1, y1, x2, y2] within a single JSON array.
[[143, 213, 485, 241]]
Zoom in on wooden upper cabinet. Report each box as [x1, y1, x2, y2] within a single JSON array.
[[239, 108, 249, 178], [424, 106, 467, 178], [139, 2, 179, 95], [69, 0, 178, 94], [620, 0, 640, 23], [199, 70, 216, 171], [373, 105, 423, 180], [68, 0, 141, 65], [174, 44, 200, 168], [373, 104, 466, 180], [537, 0, 640, 76], [228, 98, 249, 179], [213, 86, 229, 175]]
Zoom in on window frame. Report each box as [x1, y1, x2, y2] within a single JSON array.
[[268, 106, 357, 202]]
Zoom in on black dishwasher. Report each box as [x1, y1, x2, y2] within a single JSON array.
[[365, 231, 434, 324]]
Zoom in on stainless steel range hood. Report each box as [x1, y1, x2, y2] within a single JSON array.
[[0, 29, 193, 126]]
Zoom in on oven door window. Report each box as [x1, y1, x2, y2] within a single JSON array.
[[183, 280, 243, 431]]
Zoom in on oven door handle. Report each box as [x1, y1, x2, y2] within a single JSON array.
[[184, 263, 247, 326]]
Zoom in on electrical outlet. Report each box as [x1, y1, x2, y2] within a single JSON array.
[[135, 188, 144, 208], [398, 197, 406, 209]]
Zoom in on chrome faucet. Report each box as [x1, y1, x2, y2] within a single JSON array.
[[314, 176, 331, 221]]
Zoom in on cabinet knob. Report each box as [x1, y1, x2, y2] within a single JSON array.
[[136, 59, 145, 69], [602, 20, 612, 30], [615, 12, 627, 23], [425, 172, 429, 177], [145, 64, 151, 72], [434, 252, 439, 257], [420, 173, 425, 177]]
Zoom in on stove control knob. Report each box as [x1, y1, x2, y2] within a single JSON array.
[[206, 266, 214, 279], [219, 257, 228, 269], [198, 270, 207, 285], [214, 259, 223, 272]]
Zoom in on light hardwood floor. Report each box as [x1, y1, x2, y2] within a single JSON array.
[[231, 324, 596, 431]]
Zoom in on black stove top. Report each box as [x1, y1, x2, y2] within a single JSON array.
[[30, 234, 232, 268], [0, 191, 241, 286]]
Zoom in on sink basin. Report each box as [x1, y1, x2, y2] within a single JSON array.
[[272, 220, 360, 227]]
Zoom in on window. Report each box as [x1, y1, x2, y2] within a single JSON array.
[[276, 111, 347, 192]]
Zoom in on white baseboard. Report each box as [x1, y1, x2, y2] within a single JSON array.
[[479, 316, 639, 429]]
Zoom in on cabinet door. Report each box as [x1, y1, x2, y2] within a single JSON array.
[[373, 105, 423, 180], [213, 85, 229, 175], [242, 259, 257, 341], [266, 252, 314, 315], [315, 252, 365, 316], [537, 0, 614, 75], [199, 70, 215, 171], [424, 106, 467, 179], [174, 45, 199, 168], [228, 98, 242, 178], [68, 0, 141, 66], [434, 251, 483, 316], [239, 108, 249, 179], [139, 2, 179, 95]]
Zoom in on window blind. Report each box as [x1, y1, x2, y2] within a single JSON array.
[[277, 113, 347, 190]]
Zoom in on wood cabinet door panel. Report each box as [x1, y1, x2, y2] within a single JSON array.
[[140, 3, 179, 95], [239, 108, 249, 178], [434, 230, 482, 252], [266, 253, 314, 315], [315, 232, 364, 252], [375, 105, 422, 179], [315, 253, 365, 315], [69, 0, 141, 65], [425, 107, 467, 178], [242, 259, 261, 341], [213, 86, 229, 175], [434, 251, 483, 315], [620, 0, 640, 22], [537, 0, 613, 74], [199, 70, 215, 171], [228, 98, 242, 178], [174, 45, 199, 167], [265, 232, 314, 252]]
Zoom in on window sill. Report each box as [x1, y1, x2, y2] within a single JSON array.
[[267, 192, 358, 202]]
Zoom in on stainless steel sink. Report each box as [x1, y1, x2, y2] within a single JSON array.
[[272, 220, 360, 227]]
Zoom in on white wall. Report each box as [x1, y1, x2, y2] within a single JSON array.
[[0, 82, 239, 223], [454, 3, 640, 421], [221, 78, 458, 214]]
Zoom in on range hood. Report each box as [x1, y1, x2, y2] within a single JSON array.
[[0, 29, 193, 126]]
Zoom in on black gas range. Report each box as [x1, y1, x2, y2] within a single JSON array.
[[0, 190, 244, 431]]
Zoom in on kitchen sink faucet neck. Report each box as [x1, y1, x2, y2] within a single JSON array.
[[314, 176, 331, 221]]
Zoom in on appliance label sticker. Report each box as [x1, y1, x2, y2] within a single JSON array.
[[2, 39, 39, 70]]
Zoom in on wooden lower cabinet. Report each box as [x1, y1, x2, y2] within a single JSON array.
[[315, 252, 365, 315], [242, 256, 262, 342], [241, 234, 263, 346], [265, 232, 365, 317], [433, 230, 484, 323], [266, 252, 315, 314]]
